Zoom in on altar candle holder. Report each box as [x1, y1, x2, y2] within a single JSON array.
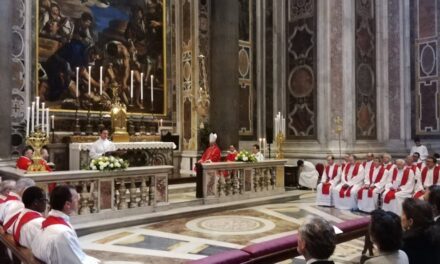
[[98, 102, 105, 132], [85, 103, 93, 135], [26, 127, 49, 173], [74, 103, 81, 135], [275, 132, 285, 159]]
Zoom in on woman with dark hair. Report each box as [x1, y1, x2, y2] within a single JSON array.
[[401, 198, 437, 264], [365, 209, 408, 264]]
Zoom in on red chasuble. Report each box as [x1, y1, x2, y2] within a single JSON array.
[[383, 168, 410, 204], [322, 164, 339, 195], [199, 144, 221, 163], [16, 156, 32, 170]]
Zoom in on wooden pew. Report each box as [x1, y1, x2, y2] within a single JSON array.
[[0, 227, 44, 264]]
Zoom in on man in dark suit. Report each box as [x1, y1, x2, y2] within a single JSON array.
[[297, 216, 336, 264], [427, 185, 440, 225]]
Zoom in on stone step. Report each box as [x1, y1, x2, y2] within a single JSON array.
[[168, 182, 196, 195]]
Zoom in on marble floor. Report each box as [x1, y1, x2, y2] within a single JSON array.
[[80, 191, 367, 264]]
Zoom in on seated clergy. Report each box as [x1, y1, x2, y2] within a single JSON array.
[[382, 159, 415, 215], [32, 185, 100, 264], [316, 155, 341, 206], [252, 144, 264, 162], [382, 153, 396, 171], [406, 155, 421, 184], [297, 160, 319, 189], [340, 154, 350, 171], [89, 128, 116, 159], [226, 145, 238, 161], [0, 178, 35, 234], [362, 153, 374, 174], [413, 156, 440, 199], [333, 155, 365, 210], [412, 152, 425, 170], [357, 156, 389, 212], [198, 133, 221, 163], [11, 186, 46, 248], [16, 146, 34, 170]]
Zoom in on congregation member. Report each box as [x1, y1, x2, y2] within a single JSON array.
[[89, 128, 116, 159], [427, 185, 440, 225], [333, 155, 365, 210], [297, 160, 319, 189], [364, 209, 408, 264], [357, 156, 389, 213], [401, 198, 437, 264], [316, 155, 341, 206], [297, 215, 336, 264], [32, 185, 100, 264], [362, 153, 374, 174], [382, 153, 396, 171], [411, 152, 424, 170], [410, 137, 429, 161], [1, 178, 35, 235], [382, 160, 414, 215], [16, 146, 34, 170], [252, 144, 264, 162], [413, 156, 439, 199], [198, 133, 221, 163], [11, 186, 46, 248], [225, 145, 238, 161]]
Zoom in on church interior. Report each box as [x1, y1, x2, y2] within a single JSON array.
[[0, 0, 440, 264]]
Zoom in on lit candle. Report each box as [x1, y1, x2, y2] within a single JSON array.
[[88, 66, 92, 95], [259, 138, 262, 151], [51, 114, 54, 130], [140, 72, 144, 100], [150, 75, 154, 103], [282, 117, 286, 135], [36, 97, 40, 128], [31, 102, 35, 132], [130, 70, 134, 99], [46, 108, 50, 138], [263, 138, 266, 157], [76, 67, 79, 97], [41, 102, 45, 132], [99, 66, 103, 95], [26, 107, 30, 137], [160, 119, 163, 127]]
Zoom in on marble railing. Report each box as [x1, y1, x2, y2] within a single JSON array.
[[0, 166, 172, 224], [196, 160, 287, 200]]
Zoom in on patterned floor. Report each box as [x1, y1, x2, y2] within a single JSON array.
[[80, 192, 367, 264]]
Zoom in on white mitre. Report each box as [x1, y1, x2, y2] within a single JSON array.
[[209, 133, 217, 143]]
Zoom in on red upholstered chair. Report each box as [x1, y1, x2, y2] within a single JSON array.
[[315, 163, 325, 186]]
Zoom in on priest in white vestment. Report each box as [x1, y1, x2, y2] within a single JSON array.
[[357, 156, 389, 212], [406, 155, 421, 187], [89, 128, 116, 159], [413, 156, 440, 199], [316, 155, 341, 206], [410, 137, 429, 161], [32, 185, 100, 264], [333, 155, 365, 210], [11, 186, 46, 248], [252, 144, 264, 162], [382, 153, 396, 171], [382, 159, 415, 215], [298, 160, 319, 189], [412, 152, 425, 170]]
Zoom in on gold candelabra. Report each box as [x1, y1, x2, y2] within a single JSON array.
[[275, 132, 285, 159], [194, 54, 210, 129], [25, 128, 49, 173]]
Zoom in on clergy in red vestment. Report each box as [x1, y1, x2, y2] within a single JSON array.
[[413, 156, 440, 199], [16, 146, 34, 170], [226, 145, 238, 162], [316, 155, 341, 206], [198, 133, 221, 163]]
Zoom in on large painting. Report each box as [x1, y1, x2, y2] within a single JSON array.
[[37, 0, 166, 115]]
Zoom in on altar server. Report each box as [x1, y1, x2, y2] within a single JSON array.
[[298, 160, 319, 189], [198, 133, 221, 163], [316, 155, 341, 206], [413, 156, 440, 199], [89, 128, 116, 159], [357, 156, 389, 212], [382, 159, 415, 215], [252, 144, 265, 162], [410, 137, 429, 161], [32, 185, 100, 264], [333, 155, 365, 210], [11, 186, 46, 248]]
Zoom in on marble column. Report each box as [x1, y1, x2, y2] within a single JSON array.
[[209, 0, 239, 150]]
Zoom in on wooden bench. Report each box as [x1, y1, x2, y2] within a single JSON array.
[[0, 227, 44, 264]]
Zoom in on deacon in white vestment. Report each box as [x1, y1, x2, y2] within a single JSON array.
[[252, 144, 265, 162], [382, 159, 415, 215], [410, 137, 429, 161], [357, 157, 389, 212], [89, 128, 116, 159], [413, 156, 440, 199], [333, 155, 365, 210], [298, 160, 319, 189], [32, 186, 100, 264], [316, 155, 341, 206]]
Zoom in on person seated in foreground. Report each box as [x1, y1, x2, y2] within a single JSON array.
[[11, 186, 47, 248], [364, 209, 408, 264], [252, 144, 264, 162], [32, 185, 100, 264], [413, 156, 439, 199], [382, 159, 415, 215], [0, 178, 35, 234], [297, 160, 319, 189], [333, 155, 365, 210], [401, 198, 438, 264], [357, 156, 389, 213], [427, 185, 440, 225], [198, 133, 221, 164], [226, 145, 238, 161], [297, 215, 336, 264], [16, 146, 34, 170], [89, 128, 117, 159], [316, 155, 341, 206]]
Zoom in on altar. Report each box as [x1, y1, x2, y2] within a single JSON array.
[[69, 141, 177, 170]]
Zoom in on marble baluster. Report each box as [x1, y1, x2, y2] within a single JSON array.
[[232, 169, 239, 195], [139, 177, 148, 207], [148, 176, 155, 206], [118, 179, 128, 209], [263, 168, 270, 191], [79, 181, 91, 215], [129, 178, 138, 208], [253, 169, 258, 192]]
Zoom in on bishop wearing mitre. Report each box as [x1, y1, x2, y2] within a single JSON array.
[[198, 133, 221, 163]]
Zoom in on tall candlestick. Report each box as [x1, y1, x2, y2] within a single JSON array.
[[46, 108, 50, 138], [160, 119, 163, 127], [41, 102, 45, 132], [51, 114, 54, 130], [26, 107, 30, 137], [31, 102, 35, 132], [140, 73, 144, 100], [150, 75, 154, 103], [259, 138, 262, 151], [88, 66, 92, 95], [76, 67, 79, 97], [130, 70, 134, 99], [99, 66, 103, 95], [263, 138, 266, 157], [36, 97, 40, 128]]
